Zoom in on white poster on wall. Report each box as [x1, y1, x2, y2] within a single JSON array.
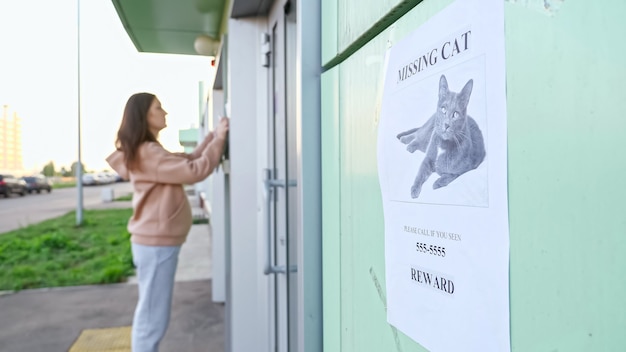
[[377, 0, 509, 351]]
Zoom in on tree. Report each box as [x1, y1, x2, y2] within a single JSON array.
[[42, 161, 56, 177], [60, 167, 71, 177], [71, 161, 87, 176]]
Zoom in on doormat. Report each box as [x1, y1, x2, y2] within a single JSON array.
[[68, 326, 131, 352]]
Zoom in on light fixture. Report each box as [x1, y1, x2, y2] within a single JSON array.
[[194, 35, 219, 56]]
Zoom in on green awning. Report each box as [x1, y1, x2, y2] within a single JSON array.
[[111, 0, 227, 55]]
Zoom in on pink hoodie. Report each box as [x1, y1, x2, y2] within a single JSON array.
[[106, 135, 219, 246]]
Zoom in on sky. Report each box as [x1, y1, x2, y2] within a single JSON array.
[[0, 0, 214, 174]]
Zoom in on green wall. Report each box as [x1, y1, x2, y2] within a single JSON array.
[[321, 1, 626, 351], [322, 0, 403, 63]]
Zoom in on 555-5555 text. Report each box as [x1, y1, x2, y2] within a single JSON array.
[[416, 242, 446, 257]]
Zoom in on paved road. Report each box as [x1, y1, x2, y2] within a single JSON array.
[[0, 182, 133, 234]]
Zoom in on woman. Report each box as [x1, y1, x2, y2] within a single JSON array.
[[106, 92, 228, 352]]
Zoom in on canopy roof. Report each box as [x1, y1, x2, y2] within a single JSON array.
[[111, 0, 272, 55]]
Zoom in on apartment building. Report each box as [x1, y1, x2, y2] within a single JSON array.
[[0, 105, 23, 173]]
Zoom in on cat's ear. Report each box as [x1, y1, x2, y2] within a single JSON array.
[[438, 75, 449, 100], [458, 79, 473, 110]]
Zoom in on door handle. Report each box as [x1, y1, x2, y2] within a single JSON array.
[[263, 168, 297, 275], [266, 179, 297, 188]]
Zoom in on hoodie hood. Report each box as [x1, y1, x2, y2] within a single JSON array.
[[106, 150, 129, 180]]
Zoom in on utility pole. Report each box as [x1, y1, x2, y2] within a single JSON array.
[[76, 0, 84, 226]]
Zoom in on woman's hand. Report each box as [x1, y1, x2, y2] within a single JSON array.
[[215, 116, 229, 141]]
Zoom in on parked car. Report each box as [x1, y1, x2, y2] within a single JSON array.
[[81, 173, 100, 185], [97, 172, 116, 184], [0, 174, 27, 197], [82, 173, 97, 186], [21, 175, 52, 193]]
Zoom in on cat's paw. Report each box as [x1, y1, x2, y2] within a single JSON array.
[[398, 135, 413, 145], [433, 174, 458, 189], [411, 185, 422, 199]]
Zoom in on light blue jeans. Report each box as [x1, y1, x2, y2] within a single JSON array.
[[131, 243, 181, 352]]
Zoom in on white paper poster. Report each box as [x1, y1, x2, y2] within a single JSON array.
[[377, 1, 509, 351]]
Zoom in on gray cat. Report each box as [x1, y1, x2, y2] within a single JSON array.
[[397, 75, 485, 199]]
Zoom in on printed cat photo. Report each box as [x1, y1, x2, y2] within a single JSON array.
[[396, 74, 485, 199]]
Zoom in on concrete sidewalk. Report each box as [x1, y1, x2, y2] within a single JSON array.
[[0, 192, 224, 352]]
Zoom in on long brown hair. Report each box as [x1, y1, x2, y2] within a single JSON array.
[[115, 93, 158, 171]]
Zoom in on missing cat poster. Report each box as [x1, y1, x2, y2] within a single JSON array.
[[377, 0, 509, 351]]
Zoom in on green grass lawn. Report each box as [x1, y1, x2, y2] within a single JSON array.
[[114, 194, 133, 201], [52, 182, 76, 189], [0, 209, 134, 291]]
